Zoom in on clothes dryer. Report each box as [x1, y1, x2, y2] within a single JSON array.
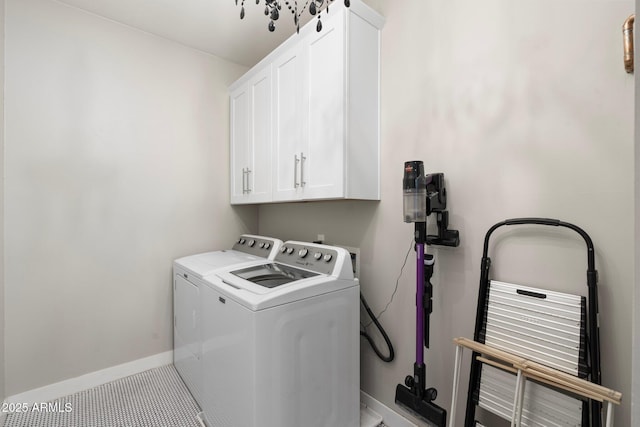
[[173, 235, 283, 406], [201, 241, 360, 427]]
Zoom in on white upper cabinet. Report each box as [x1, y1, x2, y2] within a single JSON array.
[[230, 85, 249, 203], [230, 68, 272, 204], [229, 0, 384, 204], [292, 9, 346, 201], [272, 42, 305, 201]]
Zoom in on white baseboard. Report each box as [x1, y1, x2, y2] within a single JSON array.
[[360, 390, 418, 427], [6, 351, 173, 405]]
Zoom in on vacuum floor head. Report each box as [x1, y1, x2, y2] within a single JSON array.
[[395, 383, 446, 427]]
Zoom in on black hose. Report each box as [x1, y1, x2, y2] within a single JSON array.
[[360, 292, 395, 362]]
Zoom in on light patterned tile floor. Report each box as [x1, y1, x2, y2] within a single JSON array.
[[3, 364, 385, 427], [3, 365, 201, 427]]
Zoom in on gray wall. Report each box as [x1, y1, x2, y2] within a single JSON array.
[[259, 0, 635, 425], [3, 0, 256, 396], [0, 0, 5, 404]]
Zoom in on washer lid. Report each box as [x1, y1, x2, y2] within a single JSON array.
[[204, 241, 358, 310], [230, 262, 320, 288], [174, 250, 262, 279], [212, 271, 357, 310]]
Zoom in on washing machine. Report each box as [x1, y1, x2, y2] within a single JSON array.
[[200, 241, 360, 427], [173, 235, 283, 406]]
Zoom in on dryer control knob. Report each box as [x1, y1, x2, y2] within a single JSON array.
[[323, 254, 333, 262], [259, 242, 265, 248], [264, 243, 271, 250], [280, 246, 287, 253], [248, 239, 256, 247], [240, 238, 246, 244], [314, 252, 323, 260], [287, 247, 294, 255], [298, 248, 308, 258]]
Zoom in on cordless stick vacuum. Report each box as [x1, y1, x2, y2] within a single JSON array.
[[395, 161, 459, 427]]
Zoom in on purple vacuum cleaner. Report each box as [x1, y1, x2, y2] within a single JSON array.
[[395, 161, 459, 427]]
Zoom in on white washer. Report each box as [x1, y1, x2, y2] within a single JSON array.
[[173, 235, 283, 406], [201, 241, 360, 427]]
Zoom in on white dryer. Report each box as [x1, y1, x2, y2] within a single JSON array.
[[173, 235, 283, 406], [201, 241, 360, 427]]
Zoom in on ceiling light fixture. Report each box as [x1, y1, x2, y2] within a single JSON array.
[[236, 0, 350, 33]]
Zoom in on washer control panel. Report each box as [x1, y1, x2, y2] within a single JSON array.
[[275, 242, 339, 275], [232, 235, 282, 259]]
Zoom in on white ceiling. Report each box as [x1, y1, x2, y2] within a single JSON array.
[[55, 0, 375, 68]]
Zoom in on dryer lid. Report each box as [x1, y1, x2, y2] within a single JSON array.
[[174, 250, 262, 279]]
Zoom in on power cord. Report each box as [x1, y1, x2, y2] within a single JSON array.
[[360, 292, 395, 362], [360, 237, 414, 363]]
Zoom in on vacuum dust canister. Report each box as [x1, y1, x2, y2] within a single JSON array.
[[403, 161, 427, 223]]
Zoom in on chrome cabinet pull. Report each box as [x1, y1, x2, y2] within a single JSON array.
[[246, 168, 252, 193], [300, 152, 306, 187], [242, 168, 247, 194], [294, 154, 300, 188]]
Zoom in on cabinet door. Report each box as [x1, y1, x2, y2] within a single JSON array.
[[246, 69, 272, 203], [303, 10, 345, 200], [229, 85, 250, 203], [272, 43, 305, 201]]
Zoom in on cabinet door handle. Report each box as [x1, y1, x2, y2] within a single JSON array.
[[246, 168, 252, 193], [624, 14, 635, 73], [242, 168, 247, 194], [294, 154, 300, 188], [300, 152, 306, 187]]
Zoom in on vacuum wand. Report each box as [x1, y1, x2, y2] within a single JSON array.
[[395, 161, 459, 427]]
